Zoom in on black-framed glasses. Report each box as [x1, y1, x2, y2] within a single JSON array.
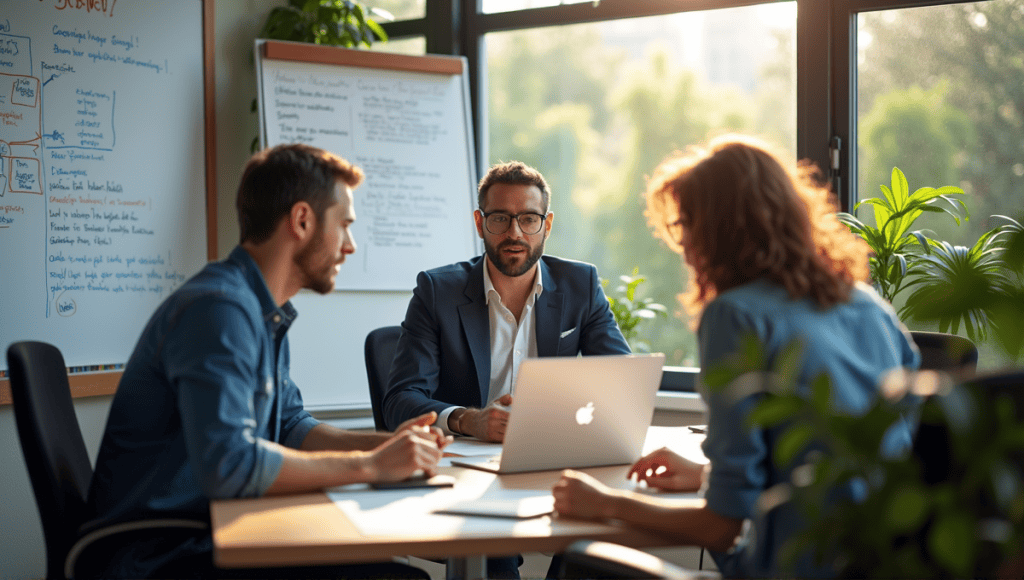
[[480, 211, 547, 235]]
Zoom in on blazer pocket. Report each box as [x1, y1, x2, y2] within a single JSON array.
[[556, 328, 580, 356]]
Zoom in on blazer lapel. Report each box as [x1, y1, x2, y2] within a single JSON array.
[[535, 259, 563, 356], [458, 258, 491, 406]]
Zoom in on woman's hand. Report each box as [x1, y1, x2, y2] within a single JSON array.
[[552, 470, 622, 521], [627, 447, 705, 492]]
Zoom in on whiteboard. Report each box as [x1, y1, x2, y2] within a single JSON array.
[[0, 1, 210, 375], [255, 40, 479, 291]]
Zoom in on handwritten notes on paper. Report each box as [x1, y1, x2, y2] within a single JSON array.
[[259, 54, 478, 290]]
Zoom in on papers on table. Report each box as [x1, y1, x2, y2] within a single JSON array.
[[325, 484, 556, 537], [442, 437, 502, 457]]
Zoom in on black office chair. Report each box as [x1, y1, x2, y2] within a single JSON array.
[[907, 369, 1024, 577], [910, 331, 979, 375], [364, 325, 403, 431], [6, 341, 207, 580]]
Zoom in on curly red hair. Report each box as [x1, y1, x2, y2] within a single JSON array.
[[645, 134, 871, 328]]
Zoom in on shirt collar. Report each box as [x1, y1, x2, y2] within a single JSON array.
[[482, 256, 544, 306], [228, 246, 298, 332]]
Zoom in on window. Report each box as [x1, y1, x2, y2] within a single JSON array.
[[485, 4, 796, 366], [378, 0, 1017, 382], [369, 35, 426, 55], [368, 0, 425, 21], [483, 0, 592, 13], [853, 0, 1022, 369]]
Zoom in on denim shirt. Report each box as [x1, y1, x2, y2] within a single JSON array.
[[696, 280, 920, 578], [88, 246, 319, 545]]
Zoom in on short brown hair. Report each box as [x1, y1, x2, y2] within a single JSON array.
[[477, 161, 550, 211], [645, 134, 871, 327], [237, 143, 364, 244]]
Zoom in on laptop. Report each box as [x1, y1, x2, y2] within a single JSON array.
[[450, 353, 665, 474]]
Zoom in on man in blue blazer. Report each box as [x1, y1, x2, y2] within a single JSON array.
[[383, 161, 630, 441]]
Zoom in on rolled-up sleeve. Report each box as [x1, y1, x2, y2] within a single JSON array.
[[277, 338, 321, 448], [698, 299, 770, 521]]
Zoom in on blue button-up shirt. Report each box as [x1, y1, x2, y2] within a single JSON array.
[[697, 280, 920, 578], [87, 246, 319, 572]]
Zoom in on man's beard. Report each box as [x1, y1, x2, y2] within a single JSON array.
[[294, 227, 338, 294], [484, 238, 544, 278]]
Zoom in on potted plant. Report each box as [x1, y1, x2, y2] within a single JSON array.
[[838, 167, 1020, 343]]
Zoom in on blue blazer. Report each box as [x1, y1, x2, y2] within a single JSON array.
[[382, 255, 630, 430]]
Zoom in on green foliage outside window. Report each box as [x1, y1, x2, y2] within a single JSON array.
[[858, 1, 1024, 262], [486, 15, 796, 366]]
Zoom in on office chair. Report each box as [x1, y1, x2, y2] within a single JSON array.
[[6, 341, 207, 580], [558, 541, 719, 579], [910, 331, 978, 375], [364, 325, 403, 431], [913, 369, 1024, 485], [908, 369, 1024, 577]]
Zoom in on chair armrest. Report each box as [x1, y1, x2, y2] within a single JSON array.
[[66, 517, 208, 579], [559, 540, 720, 580]]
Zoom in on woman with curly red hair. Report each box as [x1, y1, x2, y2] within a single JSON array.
[[552, 135, 919, 578]]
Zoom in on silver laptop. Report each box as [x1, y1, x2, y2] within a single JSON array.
[[451, 353, 665, 474]]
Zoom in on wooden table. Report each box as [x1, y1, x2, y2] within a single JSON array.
[[211, 426, 706, 577]]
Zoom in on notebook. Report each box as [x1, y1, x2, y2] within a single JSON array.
[[450, 353, 665, 474]]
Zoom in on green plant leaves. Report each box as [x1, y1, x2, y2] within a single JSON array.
[[842, 167, 1024, 360], [928, 512, 975, 576], [900, 227, 1014, 342], [845, 167, 968, 303], [601, 267, 667, 352], [884, 484, 930, 532], [774, 423, 815, 468], [747, 395, 803, 429]]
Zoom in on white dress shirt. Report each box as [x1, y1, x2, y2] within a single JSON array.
[[438, 259, 543, 435]]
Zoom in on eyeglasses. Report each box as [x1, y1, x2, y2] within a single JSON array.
[[480, 211, 547, 235]]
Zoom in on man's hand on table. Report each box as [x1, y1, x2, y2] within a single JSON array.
[[395, 411, 453, 450], [448, 394, 513, 442], [369, 412, 452, 482]]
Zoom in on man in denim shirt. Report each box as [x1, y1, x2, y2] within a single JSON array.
[[85, 144, 448, 579]]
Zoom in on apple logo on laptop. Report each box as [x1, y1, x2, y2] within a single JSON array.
[[575, 402, 595, 425]]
